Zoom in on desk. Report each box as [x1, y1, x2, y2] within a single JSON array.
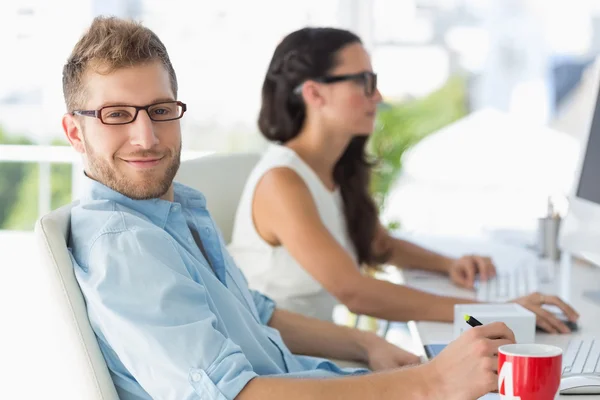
[[394, 239, 600, 399]]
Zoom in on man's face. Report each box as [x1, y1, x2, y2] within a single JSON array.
[[63, 61, 182, 200]]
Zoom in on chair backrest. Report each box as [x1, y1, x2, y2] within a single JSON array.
[[34, 203, 119, 400], [175, 152, 261, 243]]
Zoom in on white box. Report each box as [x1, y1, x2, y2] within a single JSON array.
[[454, 303, 536, 344]]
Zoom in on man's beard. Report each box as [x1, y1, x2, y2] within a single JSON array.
[[84, 137, 181, 200]]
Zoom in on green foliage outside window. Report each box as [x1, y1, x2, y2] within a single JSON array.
[[368, 75, 468, 229], [0, 129, 72, 231]]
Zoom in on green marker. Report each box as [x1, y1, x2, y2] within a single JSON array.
[[464, 314, 483, 327]]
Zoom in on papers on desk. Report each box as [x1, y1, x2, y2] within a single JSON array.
[[483, 227, 537, 249], [401, 269, 447, 281], [395, 232, 538, 274], [479, 393, 500, 399]]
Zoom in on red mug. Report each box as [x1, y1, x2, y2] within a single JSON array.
[[498, 344, 562, 400]]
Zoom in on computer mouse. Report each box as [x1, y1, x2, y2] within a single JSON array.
[[540, 304, 579, 331], [563, 319, 580, 332], [535, 323, 579, 333]]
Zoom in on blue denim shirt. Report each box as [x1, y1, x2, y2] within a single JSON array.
[[69, 177, 365, 400]]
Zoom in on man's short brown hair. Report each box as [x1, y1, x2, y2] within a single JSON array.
[[62, 16, 178, 112]]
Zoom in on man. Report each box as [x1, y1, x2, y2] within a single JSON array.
[[64, 16, 515, 400]]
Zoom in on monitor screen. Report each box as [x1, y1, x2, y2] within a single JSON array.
[[576, 84, 600, 205]]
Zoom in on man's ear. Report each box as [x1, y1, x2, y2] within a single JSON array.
[[62, 113, 85, 154]]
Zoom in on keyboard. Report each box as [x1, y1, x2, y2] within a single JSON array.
[[475, 267, 538, 302], [561, 339, 600, 394]]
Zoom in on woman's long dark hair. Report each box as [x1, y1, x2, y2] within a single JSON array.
[[258, 27, 388, 266]]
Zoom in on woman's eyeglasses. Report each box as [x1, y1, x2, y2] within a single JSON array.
[[313, 71, 377, 97]]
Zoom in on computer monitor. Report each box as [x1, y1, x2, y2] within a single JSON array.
[[559, 73, 600, 284]]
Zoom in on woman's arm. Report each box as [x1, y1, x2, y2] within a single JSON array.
[[373, 225, 453, 274], [374, 225, 496, 286], [252, 168, 473, 323]]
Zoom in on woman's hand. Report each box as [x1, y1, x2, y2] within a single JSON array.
[[448, 255, 496, 289], [510, 292, 579, 333]]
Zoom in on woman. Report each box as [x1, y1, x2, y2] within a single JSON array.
[[229, 27, 578, 333]]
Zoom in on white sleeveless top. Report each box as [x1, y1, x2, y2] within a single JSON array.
[[229, 144, 358, 322]]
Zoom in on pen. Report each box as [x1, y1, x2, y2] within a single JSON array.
[[464, 314, 483, 327]]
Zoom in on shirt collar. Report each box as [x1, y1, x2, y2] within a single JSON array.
[[78, 173, 207, 228]]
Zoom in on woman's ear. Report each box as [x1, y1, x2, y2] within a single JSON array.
[[300, 80, 325, 108]]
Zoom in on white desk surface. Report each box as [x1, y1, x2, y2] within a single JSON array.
[[390, 238, 600, 400]]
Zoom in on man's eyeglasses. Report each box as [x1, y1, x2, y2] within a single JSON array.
[[313, 71, 377, 97], [71, 101, 187, 125]]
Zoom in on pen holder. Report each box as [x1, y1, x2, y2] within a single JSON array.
[[454, 304, 536, 344], [537, 216, 561, 261]]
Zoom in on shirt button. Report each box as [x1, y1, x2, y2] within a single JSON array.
[[191, 372, 202, 382], [204, 227, 211, 235], [172, 204, 180, 212], [187, 236, 193, 243]]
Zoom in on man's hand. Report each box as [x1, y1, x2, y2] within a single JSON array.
[[510, 292, 579, 334], [362, 332, 421, 371], [448, 255, 496, 289], [426, 322, 516, 400]]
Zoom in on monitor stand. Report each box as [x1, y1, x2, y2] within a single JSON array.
[[558, 251, 573, 301], [571, 251, 600, 305]]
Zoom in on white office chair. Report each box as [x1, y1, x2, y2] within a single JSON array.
[[34, 202, 119, 400], [175, 152, 261, 243]]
